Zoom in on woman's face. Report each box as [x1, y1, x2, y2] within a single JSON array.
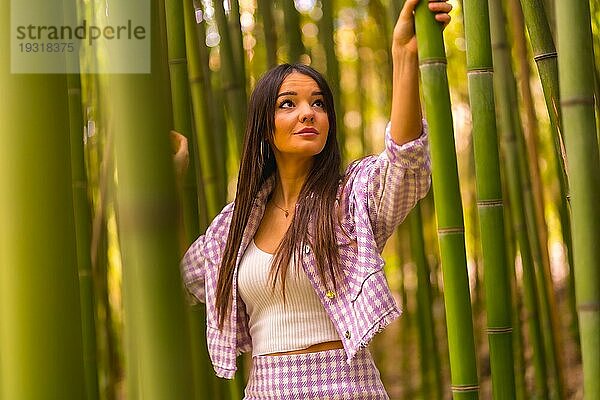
[[271, 72, 329, 162]]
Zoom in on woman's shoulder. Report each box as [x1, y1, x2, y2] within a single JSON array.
[[204, 202, 235, 242]]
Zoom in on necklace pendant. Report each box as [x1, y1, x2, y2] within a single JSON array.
[[284, 210, 289, 218]]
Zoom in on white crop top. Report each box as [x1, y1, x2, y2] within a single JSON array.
[[237, 239, 340, 356]]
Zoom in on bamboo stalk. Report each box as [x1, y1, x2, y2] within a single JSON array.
[[164, 0, 200, 243], [414, 4, 479, 399], [257, 0, 278, 68], [68, 71, 101, 400], [281, 0, 306, 62], [511, 2, 569, 397], [502, 192, 528, 400], [515, 1, 573, 304], [106, 0, 195, 398], [555, 2, 600, 398], [515, 0, 582, 373], [318, 0, 346, 160], [0, 4, 86, 399], [409, 206, 443, 400], [213, 0, 246, 161], [184, 0, 225, 218], [490, 2, 549, 396], [228, 0, 246, 80], [462, 0, 517, 397]]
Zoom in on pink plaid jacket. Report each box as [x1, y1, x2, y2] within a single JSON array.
[[181, 122, 431, 379]]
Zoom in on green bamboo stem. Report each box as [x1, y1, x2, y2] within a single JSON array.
[[257, 0, 278, 68], [192, 1, 229, 204], [511, 0, 580, 358], [0, 4, 86, 399], [164, 2, 219, 400], [502, 192, 528, 400], [509, 4, 568, 398], [409, 206, 443, 400], [490, 3, 549, 396], [184, 0, 226, 218], [395, 231, 415, 399], [516, 0, 573, 291], [500, 121, 549, 400], [556, 2, 600, 398], [228, 0, 246, 79], [508, 0, 557, 337], [281, 0, 306, 62], [106, 0, 195, 398], [214, 0, 246, 156], [67, 70, 100, 400], [414, 4, 479, 399], [164, 0, 200, 243], [463, 0, 516, 397], [318, 0, 346, 160]]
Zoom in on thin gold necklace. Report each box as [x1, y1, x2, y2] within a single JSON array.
[[272, 201, 291, 218]]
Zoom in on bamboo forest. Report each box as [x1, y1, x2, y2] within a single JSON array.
[[1, 0, 599, 399]]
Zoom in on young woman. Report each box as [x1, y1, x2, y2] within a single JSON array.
[[180, 0, 452, 398]]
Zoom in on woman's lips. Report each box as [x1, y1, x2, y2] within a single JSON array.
[[294, 128, 319, 135]]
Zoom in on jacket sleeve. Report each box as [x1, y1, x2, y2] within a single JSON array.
[[347, 120, 431, 251], [181, 233, 208, 305]]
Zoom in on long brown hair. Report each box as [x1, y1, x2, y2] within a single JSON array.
[[215, 63, 343, 329]]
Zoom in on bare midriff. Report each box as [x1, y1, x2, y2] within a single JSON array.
[[263, 340, 344, 356]]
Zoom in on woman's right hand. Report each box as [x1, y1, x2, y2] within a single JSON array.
[[170, 130, 189, 182]]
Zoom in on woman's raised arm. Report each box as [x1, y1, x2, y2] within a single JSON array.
[[389, 0, 452, 145]]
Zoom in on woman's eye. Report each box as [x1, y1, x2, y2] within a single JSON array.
[[279, 99, 294, 108], [313, 99, 325, 108]]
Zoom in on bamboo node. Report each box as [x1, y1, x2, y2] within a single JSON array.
[[419, 58, 447, 66], [533, 51, 558, 62], [450, 384, 480, 392], [578, 302, 600, 312], [477, 199, 503, 208], [560, 96, 595, 107], [169, 57, 187, 65], [437, 227, 464, 235], [486, 326, 513, 334], [467, 67, 493, 74]]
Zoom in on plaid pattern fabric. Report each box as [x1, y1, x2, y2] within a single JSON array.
[[243, 348, 389, 399], [181, 121, 431, 379]]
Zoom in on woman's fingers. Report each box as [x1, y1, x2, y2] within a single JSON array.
[[428, 0, 453, 13], [428, 0, 452, 27], [170, 130, 189, 178], [400, 0, 421, 18]]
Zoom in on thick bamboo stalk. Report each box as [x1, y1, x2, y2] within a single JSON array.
[[502, 197, 528, 400], [257, 0, 278, 68], [228, 0, 246, 79], [508, 0, 559, 338], [106, 0, 195, 398], [184, 0, 225, 218], [511, 3, 569, 398], [281, 0, 306, 62], [490, 2, 549, 396], [318, 0, 346, 160], [164, 2, 220, 400], [68, 70, 100, 400], [516, 1, 573, 297], [414, 4, 479, 399], [0, 4, 86, 400], [555, 2, 600, 398], [409, 206, 443, 400], [462, 0, 516, 397], [164, 0, 200, 243], [214, 0, 246, 157]]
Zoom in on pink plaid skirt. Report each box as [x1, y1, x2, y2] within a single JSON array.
[[243, 347, 390, 399]]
